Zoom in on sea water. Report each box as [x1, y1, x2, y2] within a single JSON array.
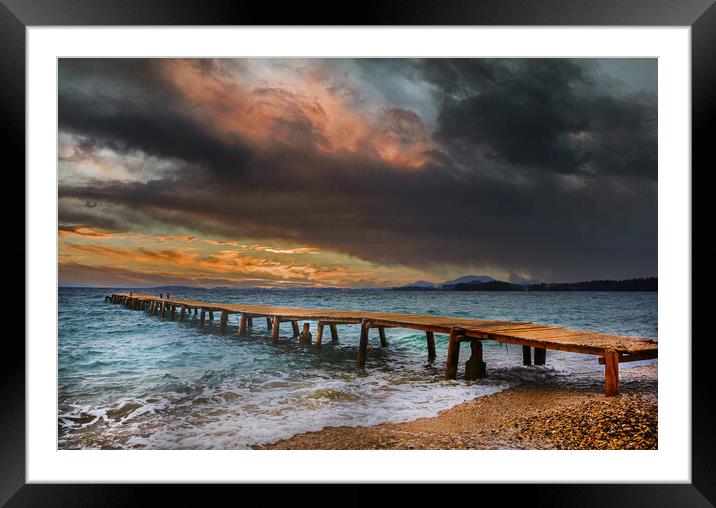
[[58, 288, 657, 449]]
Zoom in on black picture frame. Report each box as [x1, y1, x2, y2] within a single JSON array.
[[5, 0, 713, 505]]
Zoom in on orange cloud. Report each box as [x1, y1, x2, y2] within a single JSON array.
[[57, 224, 440, 288], [251, 245, 319, 255], [160, 60, 435, 169], [61, 242, 368, 286], [58, 225, 130, 240]]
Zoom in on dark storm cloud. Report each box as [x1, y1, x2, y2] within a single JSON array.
[[58, 58, 657, 282], [59, 60, 252, 181], [423, 59, 657, 179]]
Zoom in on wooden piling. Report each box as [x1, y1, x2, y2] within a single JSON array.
[[316, 322, 325, 346], [465, 340, 486, 380], [239, 314, 247, 336], [357, 319, 370, 368], [200, 309, 205, 325], [445, 328, 463, 379], [266, 317, 272, 329], [426, 331, 436, 362], [209, 311, 214, 321], [180, 306, 186, 321], [272, 316, 280, 345], [378, 327, 388, 347], [105, 292, 658, 383], [604, 349, 619, 396], [299, 323, 312, 345], [522, 345, 532, 366], [219, 310, 228, 332], [291, 320, 300, 337]]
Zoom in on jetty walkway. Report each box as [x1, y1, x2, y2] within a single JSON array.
[[106, 292, 658, 396]]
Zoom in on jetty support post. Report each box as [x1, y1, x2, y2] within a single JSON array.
[[209, 311, 214, 321], [238, 314, 247, 336], [170, 305, 176, 321], [445, 327, 465, 379], [316, 322, 325, 346], [219, 310, 228, 333], [604, 349, 619, 396], [465, 340, 486, 380], [291, 320, 300, 337], [200, 309, 206, 325], [522, 346, 532, 366], [180, 306, 186, 321], [357, 319, 370, 368], [266, 317, 272, 329], [272, 316, 281, 345], [329, 324, 339, 342], [426, 331, 436, 362], [378, 327, 388, 347], [299, 323, 312, 345], [534, 347, 546, 365]]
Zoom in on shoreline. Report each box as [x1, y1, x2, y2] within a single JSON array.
[[257, 363, 657, 450]]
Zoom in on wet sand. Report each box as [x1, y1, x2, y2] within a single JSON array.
[[257, 363, 657, 450]]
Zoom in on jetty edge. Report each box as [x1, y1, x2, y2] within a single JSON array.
[[106, 293, 658, 396]]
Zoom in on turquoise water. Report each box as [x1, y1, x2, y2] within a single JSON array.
[[58, 288, 657, 449]]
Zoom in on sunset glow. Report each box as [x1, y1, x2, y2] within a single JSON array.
[[58, 58, 657, 287]]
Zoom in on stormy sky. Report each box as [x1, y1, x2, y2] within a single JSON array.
[[58, 58, 657, 288]]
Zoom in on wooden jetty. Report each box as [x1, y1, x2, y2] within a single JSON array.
[[106, 293, 658, 396]]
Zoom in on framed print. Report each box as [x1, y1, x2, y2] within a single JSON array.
[[6, 0, 714, 504]]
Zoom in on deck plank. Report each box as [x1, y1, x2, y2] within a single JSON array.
[[110, 293, 657, 356]]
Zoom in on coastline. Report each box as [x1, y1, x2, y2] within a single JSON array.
[[257, 363, 657, 450]]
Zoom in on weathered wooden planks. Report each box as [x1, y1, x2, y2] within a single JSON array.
[[107, 292, 658, 396], [109, 292, 656, 356]]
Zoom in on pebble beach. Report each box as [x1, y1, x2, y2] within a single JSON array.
[[259, 363, 657, 450]]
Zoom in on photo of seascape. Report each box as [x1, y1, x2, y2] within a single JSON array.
[[58, 58, 658, 450]]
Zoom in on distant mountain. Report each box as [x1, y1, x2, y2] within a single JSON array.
[[508, 273, 544, 286], [441, 275, 494, 289], [410, 280, 438, 288], [453, 277, 657, 292], [530, 277, 657, 292], [454, 280, 522, 291], [393, 280, 438, 291]]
